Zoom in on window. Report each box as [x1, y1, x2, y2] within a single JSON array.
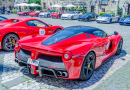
[[102, 8, 105, 12], [93, 30, 108, 38], [26, 20, 48, 27], [42, 29, 83, 45]]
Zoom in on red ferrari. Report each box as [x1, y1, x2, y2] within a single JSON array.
[[17, 10, 33, 16], [51, 11, 64, 19], [29, 11, 43, 17], [0, 17, 63, 51], [15, 26, 123, 80]]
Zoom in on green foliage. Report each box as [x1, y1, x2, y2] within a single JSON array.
[[28, 0, 41, 5], [99, 12, 115, 16], [23, 9, 28, 11], [67, 8, 71, 12], [118, 6, 122, 15], [72, 6, 83, 11], [43, 9, 47, 12], [82, 10, 87, 14], [124, 14, 130, 17], [12, 9, 17, 13]]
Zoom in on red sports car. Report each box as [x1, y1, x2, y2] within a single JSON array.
[[15, 26, 123, 80], [29, 11, 43, 17], [17, 10, 33, 16], [51, 11, 64, 19], [0, 17, 63, 51]]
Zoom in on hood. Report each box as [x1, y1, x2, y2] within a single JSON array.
[[78, 15, 90, 18], [97, 16, 109, 20], [62, 14, 74, 17], [120, 18, 130, 22], [17, 12, 24, 14]]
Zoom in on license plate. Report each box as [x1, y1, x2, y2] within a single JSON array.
[[27, 58, 39, 66]]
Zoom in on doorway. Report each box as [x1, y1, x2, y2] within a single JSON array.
[[128, 4, 130, 14], [91, 6, 94, 12]]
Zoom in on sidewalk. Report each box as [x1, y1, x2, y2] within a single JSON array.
[[94, 61, 130, 90]]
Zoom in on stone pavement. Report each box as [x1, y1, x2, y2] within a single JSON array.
[[0, 51, 129, 90]]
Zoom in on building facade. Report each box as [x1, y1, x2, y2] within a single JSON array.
[[41, 0, 130, 15], [14, 0, 28, 6], [0, 0, 14, 9]]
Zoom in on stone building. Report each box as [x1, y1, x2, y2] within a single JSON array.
[[14, 0, 28, 6], [0, 0, 14, 9], [41, 0, 130, 15]]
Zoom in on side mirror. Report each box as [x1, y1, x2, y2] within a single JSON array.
[[48, 24, 52, 26], [114, 31, 119, 35]]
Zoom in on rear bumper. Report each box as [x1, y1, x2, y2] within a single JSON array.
[[15, 48, 85, 79]]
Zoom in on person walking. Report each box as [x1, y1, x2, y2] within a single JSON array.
[[7, 7, 10, 15], [58, 9, 61, 19]]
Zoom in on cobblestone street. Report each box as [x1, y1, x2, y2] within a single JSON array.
[[0, 14, 130, 90]]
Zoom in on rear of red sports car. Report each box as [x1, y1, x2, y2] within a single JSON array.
[[15, 26, 123, 80]]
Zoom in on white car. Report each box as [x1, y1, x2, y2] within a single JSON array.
[[96, 14, 120, 23], [39, 11, 55, 18], [61, 11, 82, 20]]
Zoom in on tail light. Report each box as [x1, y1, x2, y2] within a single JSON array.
[[63, 51, 72, 61]]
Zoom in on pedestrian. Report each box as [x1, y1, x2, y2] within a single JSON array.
[[58, 9, 61, 19], [7, 7, 10, 15]]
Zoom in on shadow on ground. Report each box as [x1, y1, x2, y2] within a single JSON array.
[[20, 50, 127, 89]]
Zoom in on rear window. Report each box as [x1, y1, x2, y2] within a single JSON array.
[[11, 19, 21, 23], [42, 29, 83, 45]]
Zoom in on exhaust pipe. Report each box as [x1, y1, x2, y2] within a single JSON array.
[[62, 72, 68, 77], [57, 71, 62, 76]]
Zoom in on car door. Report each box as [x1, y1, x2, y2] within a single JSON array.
[[93, 30, 109, 56], [26, 20, 51, 35]]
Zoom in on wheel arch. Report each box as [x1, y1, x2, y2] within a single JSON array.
[[1, 32, 20, 49]]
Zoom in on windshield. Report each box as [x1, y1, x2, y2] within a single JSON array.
[[65, 11, 75, 14], [126, 16, 130, 18], [102, 14, 112, 17], [35, 11, 40, 13], [84, 13, 93, 16], [42, 29, 83, 45], [25, 10, 30, 12]]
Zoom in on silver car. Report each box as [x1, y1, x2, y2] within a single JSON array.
[[96, 14, 120, 23], [61, 11, 82, 20]]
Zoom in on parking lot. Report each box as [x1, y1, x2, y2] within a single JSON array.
[[0, 14, 130, 90]]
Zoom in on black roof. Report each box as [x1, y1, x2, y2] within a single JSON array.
[[64, 25, 101, 34]]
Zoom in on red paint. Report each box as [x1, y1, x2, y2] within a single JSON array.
[[0, 17, 63, 49], [15, 31, 123, 79]]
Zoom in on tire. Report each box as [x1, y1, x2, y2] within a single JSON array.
[[24, 13, 27, 16], [87, 18, 90, 21], [109, 19, 112, 24], [2, 34, 19, 51], [71, 16, 74, 20], [79, 52, 96, 81], [115, 38, 123, 55], [54, 28, 62, 33]]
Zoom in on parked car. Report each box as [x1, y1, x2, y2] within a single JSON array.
[[0, 16, 7, 22], [39, 10, 55, 18], [15, 26, 123, 80], [17, 10, 33, 16], [51, 11, 64, 19], [96, 14, 120, 23], [29, 11, 43, 17], [78, 12, 97, 21], [119, 15, 130, 25], [0, 17, 63, 51], [61, 11, 82, 20]]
